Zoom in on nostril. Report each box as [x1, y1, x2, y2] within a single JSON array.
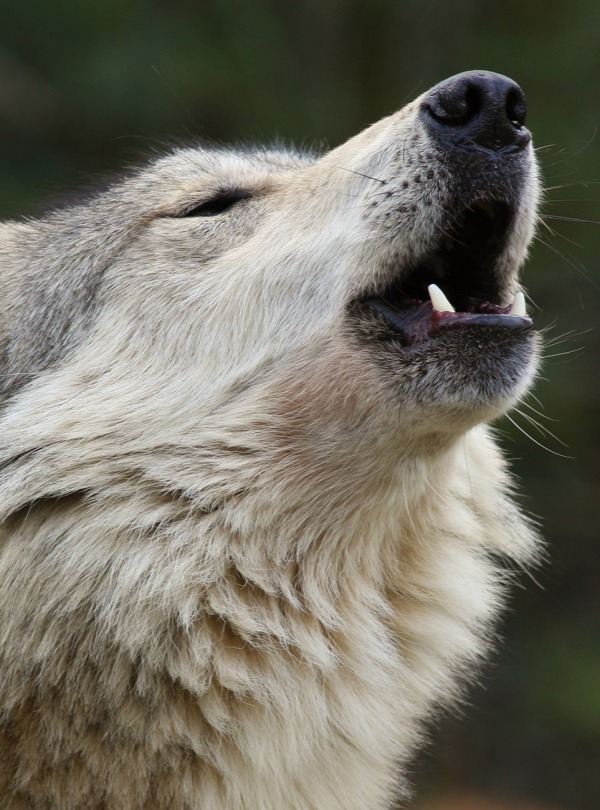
[[506, 87, 527, 128], [427, 81, 484, 127]]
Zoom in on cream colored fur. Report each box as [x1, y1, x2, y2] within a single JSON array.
[[0, 87, 540, 809]]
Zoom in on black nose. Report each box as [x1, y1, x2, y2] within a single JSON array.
[[420, 70, 531, 153]]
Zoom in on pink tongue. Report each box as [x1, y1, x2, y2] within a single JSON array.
[[432, 301, 509, 320]]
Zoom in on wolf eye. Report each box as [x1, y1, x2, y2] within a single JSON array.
[[180, 190, 251, 217]]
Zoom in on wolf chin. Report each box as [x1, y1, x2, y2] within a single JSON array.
[[0, 71, 541, 809]]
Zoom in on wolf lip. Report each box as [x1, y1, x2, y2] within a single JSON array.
[[362, 296, 533, 347]]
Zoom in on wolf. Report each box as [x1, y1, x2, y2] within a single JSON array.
[[0, 71, 541, 809]]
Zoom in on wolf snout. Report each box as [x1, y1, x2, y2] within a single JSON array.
[[420, 70, 531, 154]]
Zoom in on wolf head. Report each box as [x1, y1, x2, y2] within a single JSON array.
[[0, 71, 541, 810]]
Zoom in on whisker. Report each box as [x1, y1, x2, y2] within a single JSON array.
[[503, 413, 573, 459], [544, 198, 600, 204], [543, 214, 600, 226], [534, 236, 600, 293], [518, 399, 557, 423], [537, 219, 584, 249], [543, 180, 600, 193], [541, 327, 592, 348], [544, 347, 585, 360], [542, 128, 597, 164], [334, 166, 386, 184], [513, 407, 569, 448]]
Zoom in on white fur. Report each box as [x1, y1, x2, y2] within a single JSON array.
[[0, 87, 540, 809]]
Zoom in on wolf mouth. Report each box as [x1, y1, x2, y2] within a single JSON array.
[[355, 200, 533, 346]]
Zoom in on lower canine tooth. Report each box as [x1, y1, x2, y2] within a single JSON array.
[[509, 291, 527, 317], [428, 284, 455, 313]]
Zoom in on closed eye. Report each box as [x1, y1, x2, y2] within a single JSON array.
[[178, 190, 252, 217]]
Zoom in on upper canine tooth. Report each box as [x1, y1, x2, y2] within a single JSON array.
[[428, 284, 455, 313], [509, 291, 527, 317]]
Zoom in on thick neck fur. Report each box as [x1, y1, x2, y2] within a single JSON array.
[[0, 363, 534, 809]]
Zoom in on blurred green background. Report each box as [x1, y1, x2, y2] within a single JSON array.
[[1, 2, 598, 808]]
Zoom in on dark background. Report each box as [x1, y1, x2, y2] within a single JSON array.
[[1, 2, 598, 808]]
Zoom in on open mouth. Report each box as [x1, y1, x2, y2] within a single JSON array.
[[356, 201, 533, 346]]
